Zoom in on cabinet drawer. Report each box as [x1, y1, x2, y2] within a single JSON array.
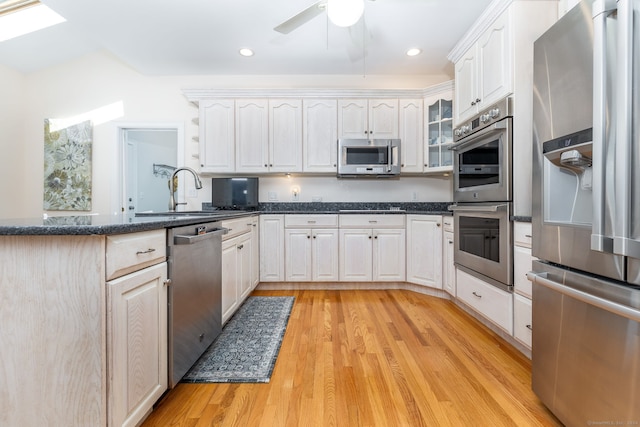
[[514, 245, 535, 298], [339, 214, 405, 228], [106, 230, 166, 280], [443, 216, 454, 232], [514, 222, 532, 248], [285, 214, 338, 228], [456, 268, 513, 334], [222, 216, 255, 240], [513, 294, 532, 348]]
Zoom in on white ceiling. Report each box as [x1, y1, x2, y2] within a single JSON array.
[[0, 0, 493, 75]]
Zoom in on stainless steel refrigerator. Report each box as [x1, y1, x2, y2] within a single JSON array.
[[530, 0, 640, 425]]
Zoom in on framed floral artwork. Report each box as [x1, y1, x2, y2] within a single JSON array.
[[43, 119, 92, 211]]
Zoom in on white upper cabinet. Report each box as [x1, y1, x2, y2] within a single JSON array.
[[199, 99, 235, 173], [338, 99, 399, 139], [424, 92, 454, 172], [454, 11, 511, 124], [303, 99, 338, 173], [235, 99, 269, 172], [399, 99, 424, 173], [269, 99, 303, 172], [235, 99, 302, 173]]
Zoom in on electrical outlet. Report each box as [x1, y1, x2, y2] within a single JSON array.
[[412, 191, 418, 202], [268, 191, 278, 201]]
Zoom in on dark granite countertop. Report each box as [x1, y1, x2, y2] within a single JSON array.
[[255, 202, 453, 216], [0, 211, 256, 236], [0, 202, 455, 236]]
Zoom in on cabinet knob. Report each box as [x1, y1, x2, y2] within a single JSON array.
[[264, 164, 268, 167], [307, 235, 311, 239], [269, 164, 273, 167], [374, 235, 378, 239], [471, 101, 476, 106], [369, 235, 372, 239], [163, 279, 172, 287], [437, 223, 441, 227], [237, 244, 244, 250], [475, 98, 481, 103], [313, 236, 316, 239]]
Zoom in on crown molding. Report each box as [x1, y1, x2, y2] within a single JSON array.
[[447, 0, 513, 63], [182, 81, 454, 101]]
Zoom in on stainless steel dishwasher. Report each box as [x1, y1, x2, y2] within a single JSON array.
[[167, 221, 227, 387]]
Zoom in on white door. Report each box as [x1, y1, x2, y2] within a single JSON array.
[[338, 99, 368, 139], [199, 99, 235, 173], [454, 48, 478, 124], [368, 99, 399, 139], [269, 99, 303, 172], [339, 228, 372, 281], [238, 233, 253, 300], [312, 228, 339, 281], [477, 11, 512, 109], [236, 99, 268, 172], [372, 228, 406, 281], [221, 238, 239, 323], [399, 99, 424, 173], [122, 128, 178, 214], [285, 228, 312, 282], [303, 99, 338, 172], [406, 216, 442, 288], [260, 215, 285, 282]]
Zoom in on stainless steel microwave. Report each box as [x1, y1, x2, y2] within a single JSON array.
[[337, 138, 401, 177]]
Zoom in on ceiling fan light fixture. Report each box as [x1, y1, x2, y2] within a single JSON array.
[[327, 0, 364, 28]]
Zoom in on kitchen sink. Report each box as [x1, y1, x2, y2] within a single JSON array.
[[338, 209, 405, 213], [135, 211, 220, 217]]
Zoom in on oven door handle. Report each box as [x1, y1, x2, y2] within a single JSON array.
[[448, 203, 508, 213], [449, 121, 508, 152]]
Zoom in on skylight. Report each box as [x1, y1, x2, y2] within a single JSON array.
[[0, 0, 66, 42]]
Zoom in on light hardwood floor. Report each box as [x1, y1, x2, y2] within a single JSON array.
[[142, 289, 561, 426]]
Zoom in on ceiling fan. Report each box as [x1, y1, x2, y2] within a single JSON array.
[[274, 0, 367, 34]]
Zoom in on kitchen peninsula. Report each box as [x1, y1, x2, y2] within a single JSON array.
[[0, 211, 252, 427]]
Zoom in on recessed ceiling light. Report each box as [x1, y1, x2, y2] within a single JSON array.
[[239, 48, 254, 57], [406, 48, 422, 57]]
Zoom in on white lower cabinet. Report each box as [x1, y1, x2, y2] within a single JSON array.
[[406, 215, 442, 288], [338, 215, 406, 282], [221, 215, 259, 324], [107, 262, 167, 427], [513, 293, 532, 348], [221, 232, 252, 324], [456, 267, 513, 334], [443, 231, 455, 295], [285, 228, 339, 281], [260, 214, 285, 281]]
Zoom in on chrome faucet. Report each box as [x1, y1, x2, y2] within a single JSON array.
[[168, 167, 203, 211]]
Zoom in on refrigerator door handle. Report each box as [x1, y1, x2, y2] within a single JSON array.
[[612, 0, 640, 258], [591, 0, 617, 254], [526, 271, 640, 322]]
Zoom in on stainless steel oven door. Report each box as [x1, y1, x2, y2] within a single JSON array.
[[451, 118, 512, 203], [450, 203, 513, 290]]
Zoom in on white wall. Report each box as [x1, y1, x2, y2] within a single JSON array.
[[10, 50, 452, 218], [0, 64, 26, 219]]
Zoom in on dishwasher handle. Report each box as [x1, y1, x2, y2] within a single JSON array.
[[173, 227, 229, 245]]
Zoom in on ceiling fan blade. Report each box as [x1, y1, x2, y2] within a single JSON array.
[[274, 1, 326, 34]]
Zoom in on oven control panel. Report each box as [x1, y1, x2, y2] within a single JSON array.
[[454, 97, 513, 142]]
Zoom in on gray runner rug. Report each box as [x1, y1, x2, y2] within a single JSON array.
[[181, 296, 294, 383]]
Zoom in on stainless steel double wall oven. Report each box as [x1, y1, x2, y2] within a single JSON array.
[[450, 97, 514, 291]]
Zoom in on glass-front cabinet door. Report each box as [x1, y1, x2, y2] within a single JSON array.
[[424, 95, 453, 172]]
